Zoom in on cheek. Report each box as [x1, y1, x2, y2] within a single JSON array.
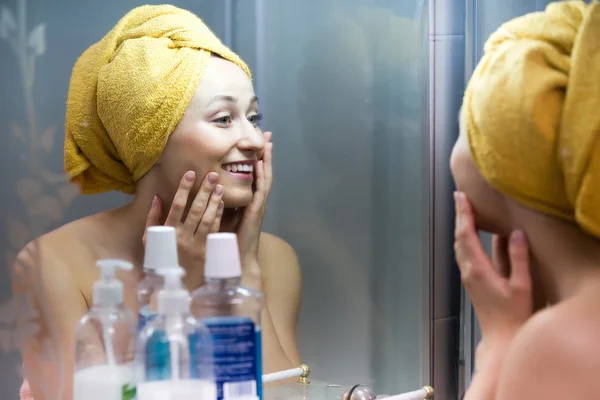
[[181, 130, 230, 163], [450, 143, 468, 191], [450, 143, 510, 234]]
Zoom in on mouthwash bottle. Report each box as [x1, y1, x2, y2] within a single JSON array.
[[137, 226, 179, 331], [191, 233, 264, 400], [73, 259, 137, 400], [134, 267, 217, 400]]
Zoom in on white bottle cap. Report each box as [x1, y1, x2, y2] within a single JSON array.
[[93, 259, 133, 306], [144, 226, 179, 271], [204, 233, 242, 279], [157, 267, 190, 315]]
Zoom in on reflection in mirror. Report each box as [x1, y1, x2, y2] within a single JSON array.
[[0, 0, 429, 399], [257, 1, 428, 393]]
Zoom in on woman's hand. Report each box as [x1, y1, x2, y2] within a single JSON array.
[[454, 192, 533, 359], [236, 131, 273, 286], [145, 171, 224, 288]]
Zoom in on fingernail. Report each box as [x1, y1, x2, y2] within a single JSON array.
[[185, 171, 195, 182], [454, 191, 462, 210], [218, 201, 224, 209], [511, 230, 526, 246], [208, 172, 218, 184], [152, 195, 157, 207], [215, 184, 223, 195]]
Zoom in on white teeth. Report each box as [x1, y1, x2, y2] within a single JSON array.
[[224, 164, 254, 173]]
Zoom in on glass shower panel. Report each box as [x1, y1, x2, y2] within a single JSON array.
[[233, 0, 430, 395]]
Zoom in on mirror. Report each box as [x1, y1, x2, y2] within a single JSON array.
[[0, 0, 430, 398]]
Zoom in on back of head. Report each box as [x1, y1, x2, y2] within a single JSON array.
[[64, 5, 251, 194], [462, 1, 600, 238]]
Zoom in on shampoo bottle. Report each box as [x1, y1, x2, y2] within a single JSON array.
[[73, 259, 137, 400], [191, 233, 264, 400], [135, 267, 217, 400], [137, 226, 179, 331]]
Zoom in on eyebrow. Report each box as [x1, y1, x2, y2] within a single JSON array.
[[207, 95, 259, 107]]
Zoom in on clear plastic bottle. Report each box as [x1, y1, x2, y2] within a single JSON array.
[[137, 226, 179, 331], [135, 267, 217, 400], [73, 259, 137, 400], [191, 233, 264, 400]]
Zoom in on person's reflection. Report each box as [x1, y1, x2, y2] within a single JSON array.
[[290, 5, 421, 386]]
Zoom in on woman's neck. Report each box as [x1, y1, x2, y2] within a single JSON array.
[[102, 175, 243, 270], [512, 207, 600, 304]]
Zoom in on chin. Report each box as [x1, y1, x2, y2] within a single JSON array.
[[222, 190, 253, 209]]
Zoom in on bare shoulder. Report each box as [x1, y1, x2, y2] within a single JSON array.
[[12, 218, 97, 308], [257, 232, 302, 365], [259, 232, 298, 259], [496, 300, 600, 399], [13, 223, 92, 399], [258, 233, 301, 276]]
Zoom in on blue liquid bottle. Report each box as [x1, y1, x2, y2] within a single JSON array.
[[137, 226, 179, 332], [191, 233, 264, 400], [135, 267, 217, 400]]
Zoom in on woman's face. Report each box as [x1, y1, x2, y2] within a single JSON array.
[[158, 56, 265, 208], [450, 111, 510, 235]]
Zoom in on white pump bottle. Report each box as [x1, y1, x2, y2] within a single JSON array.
[[135, 267, 217, 400], [73, 259, 137, 400]]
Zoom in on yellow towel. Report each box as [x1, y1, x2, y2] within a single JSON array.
[[64, 5, 251, 194], [462, 1, 600, 238]]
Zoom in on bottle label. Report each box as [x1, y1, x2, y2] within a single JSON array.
[[137, 305, 158, 332], [122, 383, 136, 400], [203, 317, 263, 400]]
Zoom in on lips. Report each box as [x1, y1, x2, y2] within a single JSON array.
[[222, 163, 254, 173], [221, 160, 255, 182]]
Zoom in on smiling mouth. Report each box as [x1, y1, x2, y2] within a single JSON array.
[[222, 163, 254, 173]]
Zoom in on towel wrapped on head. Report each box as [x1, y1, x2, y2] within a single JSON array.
[[64, 5, 251, 194], [462, 1, 600, 238]]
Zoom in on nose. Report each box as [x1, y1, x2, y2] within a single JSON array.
[[237, 120, 265, 152]]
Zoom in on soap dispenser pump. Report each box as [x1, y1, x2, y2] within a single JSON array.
[[135, 267, 217, 400], [73, 259, 137, 400]]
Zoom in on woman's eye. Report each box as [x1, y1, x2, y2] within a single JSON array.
[[215, 115, 232, 126], [248, 113, 263, 127]]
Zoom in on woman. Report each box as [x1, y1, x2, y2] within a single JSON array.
[[451, 1, 599, 399], [14, 5, 302, 400]]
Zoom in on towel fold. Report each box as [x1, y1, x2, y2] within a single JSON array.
[[64, 5, 250, 194], [462, 1, 600, 237]]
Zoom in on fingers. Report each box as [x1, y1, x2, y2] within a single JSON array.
[[210, 201, 225, 233], [263, 142, 273, 191], [194, 183, 224, 237], [492, 235, 510, 278], [257, 131, 272, 160], [143, 196, 163, 245], [183, 172, 220, 234], [145, 196, 162, 228], [454, 191, 491, 284], [165, 171, 196, 226], [508, 230, 531, 292], [251, 160, 266, 210], [248, 141, 272, 215], [264, 130, 272, 144]]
